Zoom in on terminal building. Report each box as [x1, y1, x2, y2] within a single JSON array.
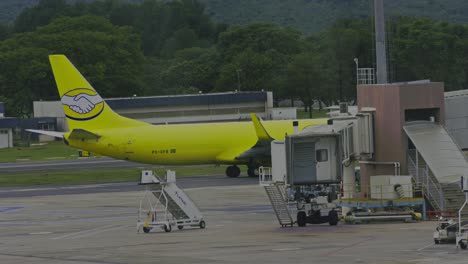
[[33, 91, 296, 131], [0, 102, 57, 148], [445, 89, 468, 150]]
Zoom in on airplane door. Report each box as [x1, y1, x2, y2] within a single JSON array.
[[123, 139, 136, 160]]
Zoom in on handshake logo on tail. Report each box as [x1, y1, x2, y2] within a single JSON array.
[[62, 93, 103, 114], [61, 88, 105, 120]]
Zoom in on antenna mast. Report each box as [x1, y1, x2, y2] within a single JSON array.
[[374, 0, 388, 84]]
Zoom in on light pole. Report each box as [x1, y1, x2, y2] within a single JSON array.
[[236, 69, 242, 92], [354, 58, 359, 86]]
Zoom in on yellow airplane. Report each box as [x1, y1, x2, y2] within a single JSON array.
[[28, 55, 326, 177]]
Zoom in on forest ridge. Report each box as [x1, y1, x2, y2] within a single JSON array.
[[1, 0, 468, 32]]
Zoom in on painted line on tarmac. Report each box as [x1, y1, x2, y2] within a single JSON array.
[[51, 224, 118, 240], [272, 247, 302, 251], [29, 232, 53, 235], [71, 225, 126, 239], [417, 242, 436, 251], [320, 236, 375, 257], [0, 207, 24, 213]]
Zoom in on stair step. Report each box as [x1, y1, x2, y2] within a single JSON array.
[[264, 185, 294, 226]]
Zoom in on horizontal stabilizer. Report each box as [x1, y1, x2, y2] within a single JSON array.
[[69, 129, 101, 140], [26, 129, 64, 138]]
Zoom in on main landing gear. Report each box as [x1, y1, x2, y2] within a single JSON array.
[[226, 165, 241, 177], [225, 164, 260, 178]]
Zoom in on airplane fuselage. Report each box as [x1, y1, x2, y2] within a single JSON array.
[[66, 118, 326, 165]]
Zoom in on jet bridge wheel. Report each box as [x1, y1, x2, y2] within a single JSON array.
[[247, 167, 259, 177], [328, 210, 339, 226], [460, 240, 468, 250], [164, 224, 172, 233], [297, 211, 307, 227], [226, 166, 241, 177]]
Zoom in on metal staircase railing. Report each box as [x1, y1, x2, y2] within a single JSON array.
[[408, 149, 445, 211], [264, 184, 295, 227]]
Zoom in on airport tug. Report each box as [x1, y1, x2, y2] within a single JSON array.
[[295, 186, 339, 227]]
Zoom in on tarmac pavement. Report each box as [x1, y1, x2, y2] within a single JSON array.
[[0, 184, 467, 264]]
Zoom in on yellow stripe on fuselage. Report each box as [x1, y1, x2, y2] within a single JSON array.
[[66, 118, 326, 165]]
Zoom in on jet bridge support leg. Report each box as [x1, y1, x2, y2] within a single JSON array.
[[342, 163, 356, 216]]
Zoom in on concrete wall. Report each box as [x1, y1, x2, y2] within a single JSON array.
[[357, 82, 444, 195], [0, 128, 13, 148]]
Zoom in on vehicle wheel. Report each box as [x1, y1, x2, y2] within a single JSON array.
[[328, 210, 339, 226], [460, 241, 468, 250], [164, 224, 172, 233], [177, 225, 184, 230], [143, 227, 151, 233], [199, 220, 206, 229], [297, 211, 307, 227], [226, 166, 241, 177], [247, 167, 259, 177], [434, 239, 440, 244]]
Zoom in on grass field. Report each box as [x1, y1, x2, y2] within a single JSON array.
[[0, 165, 228, 187], [0, 141, 230, 186], [0, 141, 78, 162]]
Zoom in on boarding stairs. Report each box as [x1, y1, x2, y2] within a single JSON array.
[[405, 122, 468, 219], [137, 170, 205, 233], [264, 183, 295, 227], [150, 184, 190, 220]]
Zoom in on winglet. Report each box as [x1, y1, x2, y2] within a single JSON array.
[[250, 113, 273, 141]]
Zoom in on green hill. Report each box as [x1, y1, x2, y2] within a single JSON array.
[[2, 0, 468, 33], [198, 0, 468, 33]]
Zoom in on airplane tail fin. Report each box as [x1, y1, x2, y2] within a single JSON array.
[[49, 55, 147, 131]]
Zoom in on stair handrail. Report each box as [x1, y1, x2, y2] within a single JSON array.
[[408, 151, 445, 210], [259, 166, 273, 186]]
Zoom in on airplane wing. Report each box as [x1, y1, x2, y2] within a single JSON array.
[[26, 129, 64, 138], [235, 114, 274, 160], [68, 129, 101, 140]]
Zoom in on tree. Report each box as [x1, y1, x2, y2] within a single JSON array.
[[13, 0, 70, 33], [287, 52, 331, 118], [218, 23, 302, 62], [388, 17, 468, 91], [0, 15, 145, 116], [0, 23, 11, 41], [158, 47, 220, 94], [316, 19, 373, 102], [216, 23, 302, 93]]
